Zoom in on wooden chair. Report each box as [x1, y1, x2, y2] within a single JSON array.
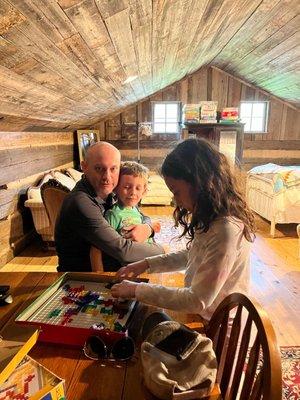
[[205, 293, 282, 400], [40, 179, 70, 245]]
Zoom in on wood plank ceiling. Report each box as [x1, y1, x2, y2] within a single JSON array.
[[0, 0, 299, 131]]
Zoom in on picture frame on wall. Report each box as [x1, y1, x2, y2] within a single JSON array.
[[77, 130, 100, 165]]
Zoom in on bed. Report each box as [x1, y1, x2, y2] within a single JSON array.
[[246, 163, 300, 237]]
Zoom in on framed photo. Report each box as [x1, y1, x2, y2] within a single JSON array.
[[77, 130, 100, 165]]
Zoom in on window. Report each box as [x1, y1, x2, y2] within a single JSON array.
[[152, 101, 181, 134], [240, 101, 269, 133]]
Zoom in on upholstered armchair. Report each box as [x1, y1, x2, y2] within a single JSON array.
[[25, 168, 82, 243], [40, 179, 70, 246]]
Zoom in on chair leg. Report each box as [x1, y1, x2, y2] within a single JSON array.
[[270, 220, 275, 237]]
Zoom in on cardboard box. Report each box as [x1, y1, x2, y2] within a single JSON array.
[[0, 325, 65, 400], [15, 273, 145, 348], [199, 101, 218, 123], [183, 104, 201, 123], [220, 107, 239, 123]]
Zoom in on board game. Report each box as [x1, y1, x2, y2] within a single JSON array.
[[15, 273, 143, 348]]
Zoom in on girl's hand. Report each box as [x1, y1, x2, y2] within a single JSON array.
[[111, 280, 138, 299], [116, 260, 149, 279]]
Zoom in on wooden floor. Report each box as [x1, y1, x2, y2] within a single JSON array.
[[1, 206, 299, 347]]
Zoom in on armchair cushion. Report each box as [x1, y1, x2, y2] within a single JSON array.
[[65, 167, 83, 182], [27, 173, 53, 202], [52, 171, 76, 191]]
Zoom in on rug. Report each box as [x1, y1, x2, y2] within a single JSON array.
[[281, 346, 300, 400], [151, 215, 187, 252]]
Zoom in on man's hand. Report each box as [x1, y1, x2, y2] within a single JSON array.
[[116, 260, 149, 279], [122, 223, 152, 242], [111, 280, 138, 299]]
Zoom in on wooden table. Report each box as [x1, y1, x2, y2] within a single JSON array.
[[0, 271, 214, 400]]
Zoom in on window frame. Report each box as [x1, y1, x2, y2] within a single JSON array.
[[151, 101, 181, 135], [239, 100, 269, 134]]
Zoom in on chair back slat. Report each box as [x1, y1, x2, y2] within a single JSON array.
[[220, 304, 243, 394], [229, 314, 253, 399], [215, 310, 230, 362], [206, 293, 282, 400], [249, 370, 263, 400], [240, 335, 260, 399]]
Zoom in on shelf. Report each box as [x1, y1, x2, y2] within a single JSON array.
[[183, 122, 244, 128]]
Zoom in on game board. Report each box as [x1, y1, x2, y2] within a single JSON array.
[[16, 273, 142, 348]]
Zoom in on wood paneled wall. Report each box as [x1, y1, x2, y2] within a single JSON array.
[[96, 66, 300, 169], [0, 132, 75, 267]]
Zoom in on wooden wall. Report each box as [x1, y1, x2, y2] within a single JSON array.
[[0, 132, 75, 267], [96, 66, 300, 170]]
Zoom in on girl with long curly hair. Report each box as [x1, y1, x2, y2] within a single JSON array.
[[111, 138, 255, 320]]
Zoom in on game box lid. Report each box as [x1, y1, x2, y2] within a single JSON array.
[[0, 324, 39, 386]]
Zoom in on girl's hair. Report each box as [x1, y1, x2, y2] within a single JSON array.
[[161, 138, 255, 244]]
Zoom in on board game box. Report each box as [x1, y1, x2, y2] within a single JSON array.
[[15, 273, 146, 348], [0, 325, 65, 400]]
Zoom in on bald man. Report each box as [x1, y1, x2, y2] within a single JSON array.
[[55, 142, 164, 272]]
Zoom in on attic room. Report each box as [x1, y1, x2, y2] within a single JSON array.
[[0, 0, 299, 399]]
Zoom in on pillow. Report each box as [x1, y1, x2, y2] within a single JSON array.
[[52, 171, 76, 191], [66, 167, 83, 182], [27, 173, 53, 202]]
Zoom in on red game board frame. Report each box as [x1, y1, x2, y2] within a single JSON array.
[[15, 273, 147, 348]]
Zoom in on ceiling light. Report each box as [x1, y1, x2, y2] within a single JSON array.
[[123, 75, 138, 84]]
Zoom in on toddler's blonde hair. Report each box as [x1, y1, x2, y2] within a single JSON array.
[[119, 161, 149, 186]]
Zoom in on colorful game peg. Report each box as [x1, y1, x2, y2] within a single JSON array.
[[48, 308, 61, 318]]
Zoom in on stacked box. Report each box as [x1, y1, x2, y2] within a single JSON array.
[[220, 107, 239, 123], [183, 104, 201, 123], [199, 101, 218, 123]]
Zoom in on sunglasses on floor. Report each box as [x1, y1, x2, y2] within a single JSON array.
[[83, 335, 135, 361]]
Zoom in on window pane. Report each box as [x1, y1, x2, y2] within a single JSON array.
[[154, 123, 166, 133], [165, 117, 177, 123], [240, 103, 252, 117], [251, 117, 264, 132], [242, 117, 251, 131], [153, 102, 180, 134], [154, 104, 166, 119], [166, 123, 178, 133], [166, 104, 178, 119], [252, 103, 265, 117]]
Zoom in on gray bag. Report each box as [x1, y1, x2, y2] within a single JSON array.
[[141, 320, 217, 400]]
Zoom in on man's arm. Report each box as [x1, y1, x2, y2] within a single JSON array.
[[121, 207, 154, 242], [71, 193, 164, 263]]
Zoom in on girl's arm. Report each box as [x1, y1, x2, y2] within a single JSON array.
[[116, 249, 189, 279], [146, 249, 188, 273], [135, 221, 248, 314]]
